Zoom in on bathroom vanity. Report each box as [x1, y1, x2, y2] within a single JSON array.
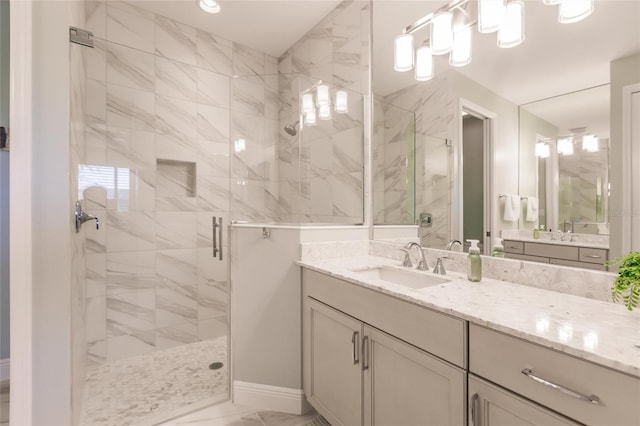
[[299, 255, 639, 426], [503, 238, 609, 271]]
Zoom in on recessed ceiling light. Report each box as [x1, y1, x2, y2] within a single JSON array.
[[198, 0, 221, 14]]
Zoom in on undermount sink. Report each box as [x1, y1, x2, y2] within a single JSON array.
[[351, 266, 450, 289]]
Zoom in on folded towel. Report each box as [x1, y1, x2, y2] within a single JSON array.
[[503, 194, 521, 222], [526, 197, 539, 222]]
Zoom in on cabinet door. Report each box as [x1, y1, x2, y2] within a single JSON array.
[[363, 325, 466, 426], [468, 376, 581, 426], [303, 297, 363, 426]]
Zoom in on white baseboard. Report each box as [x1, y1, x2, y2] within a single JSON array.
[[233, 381, 311, 415], [0, 358, 9, 382]]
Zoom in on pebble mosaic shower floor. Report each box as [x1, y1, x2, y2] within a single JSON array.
[[80, 337, 228, 426]]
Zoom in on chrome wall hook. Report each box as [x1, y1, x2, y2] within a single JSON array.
[[262, 227, 270, 239]]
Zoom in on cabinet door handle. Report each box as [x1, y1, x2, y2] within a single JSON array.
[[471, 393, 479, 426], [351, 331, 359, 364], [521, 368, 600, 404], [362, 336, 369, 370]]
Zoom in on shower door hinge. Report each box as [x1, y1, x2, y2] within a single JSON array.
[[69, 27, 94, 48]]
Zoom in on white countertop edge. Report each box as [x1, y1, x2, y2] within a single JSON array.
[[297, 256, 640, 378]]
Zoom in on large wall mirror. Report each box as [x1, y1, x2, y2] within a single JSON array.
[[371, 0, 640, 269]]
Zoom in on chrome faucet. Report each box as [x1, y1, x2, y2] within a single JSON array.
[[445, 239, 462, 251], [433, 256, 447, 275], [404, 242, 428, 271]]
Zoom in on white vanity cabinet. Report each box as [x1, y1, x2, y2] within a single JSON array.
[[302, 268, 466, 426], [468, 376, 580, 426], [469, 324, 640, 426]]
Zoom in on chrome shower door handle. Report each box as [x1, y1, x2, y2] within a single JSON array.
[[212, 216, 223, 261], [74, 201, 99, 233]]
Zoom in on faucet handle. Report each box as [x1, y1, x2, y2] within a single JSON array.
[[399, 248, 413, 268], [433, 257, 446, 275]]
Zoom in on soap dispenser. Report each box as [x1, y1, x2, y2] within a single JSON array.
[[492, 238, 505, 258], [467, 239, 482, 282]]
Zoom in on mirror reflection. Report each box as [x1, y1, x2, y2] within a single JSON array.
[[372, 0, 640, 269]]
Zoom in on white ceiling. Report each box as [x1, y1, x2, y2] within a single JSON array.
[[132, 0, 341, 58]]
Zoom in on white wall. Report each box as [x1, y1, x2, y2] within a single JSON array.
[[0, 0, 10, 363], [30, 1, 73, 424], [610, 53, 640, 259]]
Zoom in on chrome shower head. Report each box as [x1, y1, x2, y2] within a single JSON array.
[[284, 120, 300, 136]]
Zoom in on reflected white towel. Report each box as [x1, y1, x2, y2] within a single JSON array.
[[503, 194, 520, 222], [526, 197, 539, 222]]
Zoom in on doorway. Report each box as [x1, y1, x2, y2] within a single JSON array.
[[459, 105, 493, 255]]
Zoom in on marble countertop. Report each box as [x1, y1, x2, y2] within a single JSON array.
[[298, 256, 640, 378], [503, 237, 609, 250]]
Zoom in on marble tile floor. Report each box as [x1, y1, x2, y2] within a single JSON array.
[[0, 381, 8, 425], [81, 337, 228, 426], [157, 401, 330, 426]]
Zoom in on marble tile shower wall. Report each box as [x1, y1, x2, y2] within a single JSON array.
[[79, 0, 277, 364], [384, 71, 455, 248], [277, 0, 369, 223]]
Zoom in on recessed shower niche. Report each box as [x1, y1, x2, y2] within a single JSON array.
[[156, 159, 197, 198]]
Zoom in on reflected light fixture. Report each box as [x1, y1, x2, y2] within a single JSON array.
[[558, 0, 594, 23], [198, 0, 221, 14], [301, 93, 314, 115], [582, 134, 599, 152], [432, 11, 454, 55], [316, 84, 330, 107], [557, 137, 574, 156], [335, 90, 349, 113], [535, 142, 551, 158], [318, 104, 332, 121], [304, 108, 317, 127], [478, 0, 506, 33], [450, 26, 472, 67], [234, 138, 246, 153], [394, 34, 415, 72], [543, 0, 561, 4], [415, 45, 434, 81], [498, 1, 524, 48]]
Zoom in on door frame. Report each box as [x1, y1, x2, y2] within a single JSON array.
[[456, 98, 496, 254], [621, 83, 640, 253], [9, 0, 34, 424]]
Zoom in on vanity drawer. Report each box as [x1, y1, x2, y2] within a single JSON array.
[[303, 268, 467, 368], [469, 324, 640, 426], [506, 253, 549, 263], [524, 242, 579, 261], [579, 247, 608, 265], [550, 258, 606, 271], [503, 240, 524, 254]]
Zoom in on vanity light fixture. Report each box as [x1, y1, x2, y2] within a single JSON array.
[[431, 11, 454, 55], [415, 45, 435, 81], [396, 0, 595, 82], [450, 26, 473, 67], [582, 134, 599, 152], [497, 1, 525, 48], [316, 84, 330, 107], [394, 34, 415, 72], [557, 136, 574, 156], [335, 90, 349, 113], [557, 0, 594, 24], [234, 138, 246, 153], [198, 0, 221, 14], [318, 104, 332, 121], [478, 0, 506, 33]]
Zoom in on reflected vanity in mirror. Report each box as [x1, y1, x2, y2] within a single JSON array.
[[371, 0, 640, 270]]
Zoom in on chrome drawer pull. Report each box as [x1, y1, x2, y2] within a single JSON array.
[[521, 368, 600, 404], [351, 331, 359, 364], [585, 254, 602, 259]]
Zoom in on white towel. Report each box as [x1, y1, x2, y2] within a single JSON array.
[[503, 194, 520, 222], [526, 197, 539, 222]]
